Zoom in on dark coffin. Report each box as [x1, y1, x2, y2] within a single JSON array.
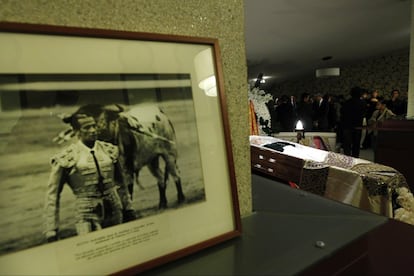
[[250, 135, 411, 219], [251, 144, 304, 184]]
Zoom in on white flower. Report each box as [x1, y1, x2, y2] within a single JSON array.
[[396, 187, 414, 211], [395, 208, 414, 225], [394, 187, 414, 225], [248, 87, 272, 135]]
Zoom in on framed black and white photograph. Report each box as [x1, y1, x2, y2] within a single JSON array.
[[0, 22, 241, 275]]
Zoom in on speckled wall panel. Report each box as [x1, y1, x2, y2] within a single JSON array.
[[0, 0, 252, 216], [408, 1, 414, 118]]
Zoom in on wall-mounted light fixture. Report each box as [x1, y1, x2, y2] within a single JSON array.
[[249, 74, 273, 88], [316, 56, 340, 78], [315, 67, 340, 78], [194, 48, 217, 97]]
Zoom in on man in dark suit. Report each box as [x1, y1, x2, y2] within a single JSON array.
[[340, 87, 367, 158], [386, 89, 407, 118], [312, 93, 330, 131]]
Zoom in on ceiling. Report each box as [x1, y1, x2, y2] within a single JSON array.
[[244, 0, 412, 91]]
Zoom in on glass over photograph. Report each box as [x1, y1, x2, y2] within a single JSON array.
[[0, 73, 205, 255]]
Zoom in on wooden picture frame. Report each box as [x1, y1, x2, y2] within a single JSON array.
[[0, 22, 241, 275]]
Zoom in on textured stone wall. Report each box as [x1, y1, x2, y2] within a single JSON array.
[[274, 49, 410, 100], [0, 0, 252, 216], [408, 1, 414, 118]]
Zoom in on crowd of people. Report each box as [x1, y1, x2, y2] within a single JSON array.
[[266, 87, 408, 158]]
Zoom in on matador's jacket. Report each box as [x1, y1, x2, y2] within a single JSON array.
[[44, 140, 135, 239]]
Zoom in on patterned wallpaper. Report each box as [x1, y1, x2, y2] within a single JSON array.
[[273, 49, 410, 100]]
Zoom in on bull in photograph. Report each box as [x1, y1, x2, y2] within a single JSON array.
[[56, 104, 186, 209]]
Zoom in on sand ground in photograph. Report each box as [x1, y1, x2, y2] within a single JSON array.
[[0, 99, 205, 255]]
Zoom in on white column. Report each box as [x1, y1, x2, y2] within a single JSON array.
[[408, 1, 414, 118]]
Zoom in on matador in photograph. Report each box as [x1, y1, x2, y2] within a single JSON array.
[[44, 114, 136, 242]]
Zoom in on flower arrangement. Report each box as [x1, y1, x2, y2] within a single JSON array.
[[394, 187, 414, 225], [248, 86, 273, 135]]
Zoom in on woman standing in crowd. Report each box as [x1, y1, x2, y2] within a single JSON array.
[[362, 89, 380, 148], [368, 96, 396, 150]]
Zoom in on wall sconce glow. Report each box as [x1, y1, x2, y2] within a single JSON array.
[[198, 75, 217, 97], [250, 75, 272, 84], [194, 48, 217, 97], [315, 67, 340, 78]]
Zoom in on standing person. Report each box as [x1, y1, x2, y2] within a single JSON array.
[[340, 87, 367, 158], [312, 93, 330, 131], [296, 92, 314, 131], [386, 89, 407, 117], [44, 114, 136, 242], [359, 89, 369, 149], [368, 97, 396, 150], [266, 98, 278, 134], [276, 94, 296, 131], [333, 94, 345, 152], [326, 94, 337, 131], [363, 89, 380, 148], [290, 95, 297, 113], [367, 89, 380, 119]]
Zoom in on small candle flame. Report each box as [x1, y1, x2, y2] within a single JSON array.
[[295, 120, 304, 131]]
